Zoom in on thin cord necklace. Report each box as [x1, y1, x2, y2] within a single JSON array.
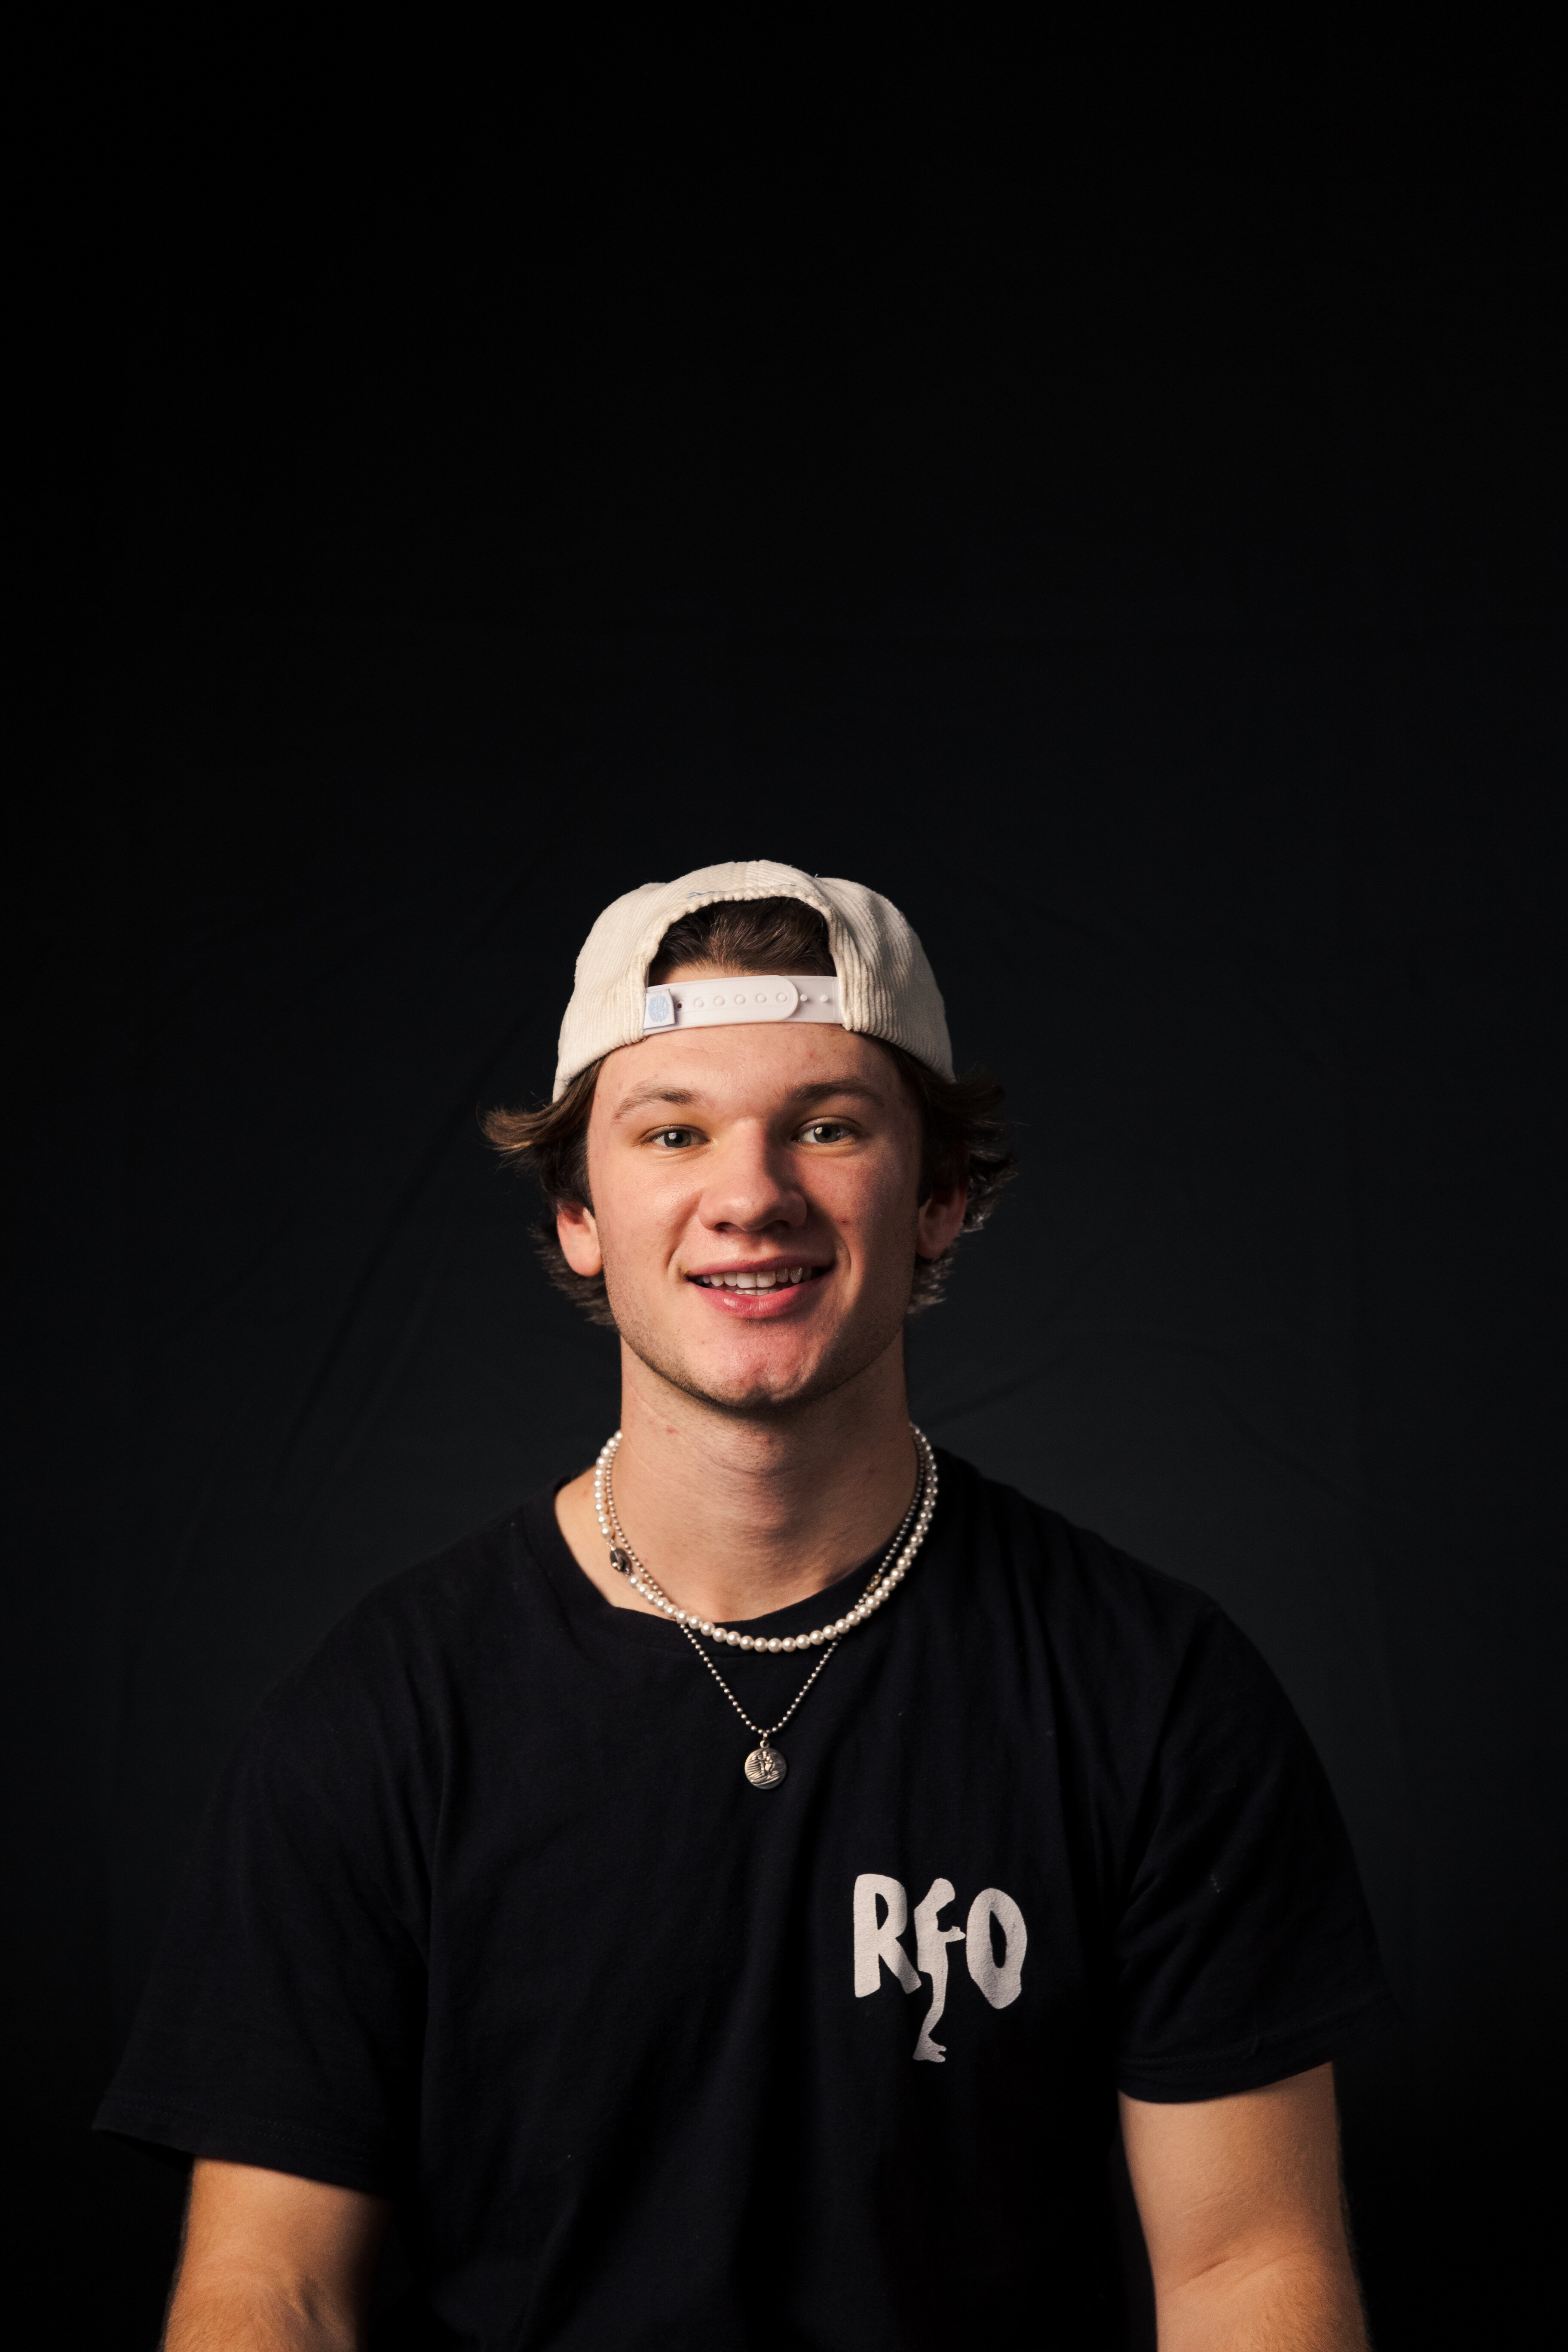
[[594, 1425, 938, 1789]]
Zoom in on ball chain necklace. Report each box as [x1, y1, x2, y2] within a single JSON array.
[[594, 1424, 938, 1789]]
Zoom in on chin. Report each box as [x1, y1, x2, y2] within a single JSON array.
[[665, 1343, 834, 1415], [617, 1296, 909, 1417]]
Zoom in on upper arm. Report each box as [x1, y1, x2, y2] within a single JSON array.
[[1120, 2064, 1363, 2334], [165, 2158, 391, 2351]]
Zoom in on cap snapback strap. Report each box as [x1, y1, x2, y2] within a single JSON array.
[[643, 975, 842, 1035]]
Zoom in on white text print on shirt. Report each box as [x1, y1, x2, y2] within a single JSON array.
[[853, 1874, 1027, 2062]]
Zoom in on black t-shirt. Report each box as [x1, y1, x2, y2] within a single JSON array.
[[98, 1451, 1392, 2349]]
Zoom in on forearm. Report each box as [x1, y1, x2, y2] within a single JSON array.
[[163, 2161, 387, 2352], [163, 2265, 363, 2352], [1156, 2245, 1369, 2352]]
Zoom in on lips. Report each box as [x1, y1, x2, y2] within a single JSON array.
[[685, 1262, 830, 1316]]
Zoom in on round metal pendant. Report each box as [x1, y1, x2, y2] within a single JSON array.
[[744, 1745, 787, 1789]]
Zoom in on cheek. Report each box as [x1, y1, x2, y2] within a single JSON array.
[[812, 1154, 921, 1241], [589, 1163, 697, 1259]]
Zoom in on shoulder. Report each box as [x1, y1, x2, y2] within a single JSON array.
[[936, 1449, 1299, 1765], [938, 1446, 1222, 1660], [245, 1497, 551, 1767]]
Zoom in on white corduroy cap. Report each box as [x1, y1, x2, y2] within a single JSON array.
[[553, 860, 953, 1098]]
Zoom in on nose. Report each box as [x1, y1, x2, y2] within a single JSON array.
[[699, 1124, 807, 1234]]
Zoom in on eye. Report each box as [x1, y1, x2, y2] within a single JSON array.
[[799, 1119, 853, 1145], [650, 1126, 698, 1149]]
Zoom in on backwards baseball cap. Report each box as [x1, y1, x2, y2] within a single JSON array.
[[553, 859, 953, 1099]]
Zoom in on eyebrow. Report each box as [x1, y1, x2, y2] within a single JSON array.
[[613, 1086, 701, 1117], [611, 1077, 887, 1120]]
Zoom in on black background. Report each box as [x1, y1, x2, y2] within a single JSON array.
[[14, 34, 1565, 2347]]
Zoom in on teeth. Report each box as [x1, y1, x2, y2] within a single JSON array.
[[695, 1266, 816, 1289]]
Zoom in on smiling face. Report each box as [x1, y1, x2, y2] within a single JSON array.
[[555, 973, 966, 1416]]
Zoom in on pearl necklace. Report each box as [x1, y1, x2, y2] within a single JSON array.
[[594, 1425, 938, 1787]]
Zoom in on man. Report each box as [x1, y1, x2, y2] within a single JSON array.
[[99, 859, 1392, 2349]]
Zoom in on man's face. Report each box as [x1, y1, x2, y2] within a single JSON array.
[[557, 986, 965, 1415]]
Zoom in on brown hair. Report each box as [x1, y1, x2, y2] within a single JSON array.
[[482, 897, 1016, 1326]]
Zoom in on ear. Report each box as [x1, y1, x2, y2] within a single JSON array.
[[916, 1180, 967, 1261], [556, 1200, 604, 1277]]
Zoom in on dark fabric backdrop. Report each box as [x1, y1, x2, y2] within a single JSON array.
[[13, 52, 1565, 2348]]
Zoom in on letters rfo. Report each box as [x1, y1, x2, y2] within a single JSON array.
[[853, 1874, 1027, 2063]]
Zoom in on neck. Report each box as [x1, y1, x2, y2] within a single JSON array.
[[557, 1336, 920, 1625]]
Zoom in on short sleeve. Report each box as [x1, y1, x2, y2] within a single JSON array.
[[1112, 1607, 1395, 2101], [94, 1644, 431, 2193]]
